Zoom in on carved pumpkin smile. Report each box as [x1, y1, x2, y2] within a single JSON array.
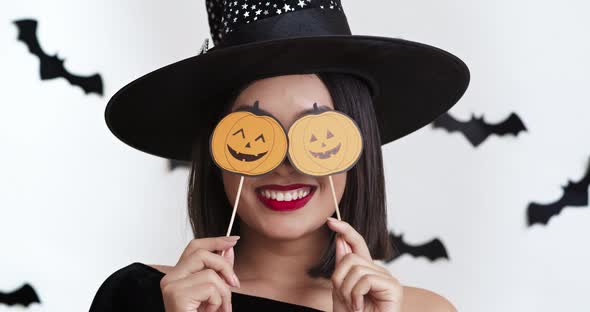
[[309, 142, 341, 159], [227, 144, 268, 162]]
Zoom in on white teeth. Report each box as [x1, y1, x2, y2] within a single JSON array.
[[259, 187, 312, 201]]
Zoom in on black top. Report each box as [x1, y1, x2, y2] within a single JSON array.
[[89, 262, 323, 311]]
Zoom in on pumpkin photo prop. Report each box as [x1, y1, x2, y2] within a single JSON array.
[[288, 103, 363, 176], [287, 102, 364, 220], [210, 101, 288, 176], [210, 100, 288, 247]]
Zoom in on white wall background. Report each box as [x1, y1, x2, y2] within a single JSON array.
[[1, 0, 588, 311]]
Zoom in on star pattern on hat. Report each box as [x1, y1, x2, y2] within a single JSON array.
[[206, 0, 343, 46]]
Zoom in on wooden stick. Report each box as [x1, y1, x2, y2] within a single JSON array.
[[328, 175, 342, 221], [221, 175, 244, 257]]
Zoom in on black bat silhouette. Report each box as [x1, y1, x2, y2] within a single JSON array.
[[0, 283, 41, 307], [527, 157, 590, 226], [385, 232, 449, 262], [13, 18, 103, 96], [168, 159, 191, 171], [432, 112, 527, 147]]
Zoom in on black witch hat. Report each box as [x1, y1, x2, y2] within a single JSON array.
[[105, 0, 470, 161]]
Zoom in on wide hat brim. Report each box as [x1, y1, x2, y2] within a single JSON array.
[[105, 34, 470, 162]]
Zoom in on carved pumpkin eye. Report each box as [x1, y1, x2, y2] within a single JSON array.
[[232, 128, 245, 139], [255, 133, 266, 143], [310, 134, 317, 142], [326, 130, 334, 139]]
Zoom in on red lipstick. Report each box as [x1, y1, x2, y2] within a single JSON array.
[[256, 184, 316, 212]]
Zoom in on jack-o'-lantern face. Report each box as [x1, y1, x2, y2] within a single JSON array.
[[211, 101, 287, 176], [303, 124, 345, 167], [288, 103, 363, 176], [226, 119, 272, 167]]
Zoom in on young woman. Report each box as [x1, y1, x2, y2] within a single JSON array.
[[90, 73, 457, 311], [91, 1, 469, 311]]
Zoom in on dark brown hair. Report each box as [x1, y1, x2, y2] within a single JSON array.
[[187, 72, 393, 278]]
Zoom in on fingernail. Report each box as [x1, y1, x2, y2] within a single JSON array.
[[228, 275, 237, 287], [353, 298, 361, 311], [224, 236, 240, 241], [327, 217, 339, 223], [225, 241, 238, 247], [233, 273, 241, 288]]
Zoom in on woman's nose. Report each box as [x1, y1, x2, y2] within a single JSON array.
[[273, 156, 297, 176]]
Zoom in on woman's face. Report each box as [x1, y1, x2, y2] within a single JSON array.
[[221, 74, 346, 240]]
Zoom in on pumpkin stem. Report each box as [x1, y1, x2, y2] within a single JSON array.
[[313, 102, 319, 113], [253, 100, 260, 111]]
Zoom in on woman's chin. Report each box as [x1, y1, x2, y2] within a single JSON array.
[[254, 217, 320, 240], [238, 198, 331, 240]]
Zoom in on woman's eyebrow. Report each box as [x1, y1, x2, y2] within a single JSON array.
[[233, 102, 333, 118], [233, 102, 272, 115], [294, 104, 332, 119]]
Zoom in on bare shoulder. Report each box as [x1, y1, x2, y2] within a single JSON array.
[[146, 264, 174, 274], [402, 286, 457, 312]]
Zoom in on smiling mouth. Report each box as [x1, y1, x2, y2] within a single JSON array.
[[227, 144, 268, 162], [309, 143, 341, 159], [255, 184, 317, 211]]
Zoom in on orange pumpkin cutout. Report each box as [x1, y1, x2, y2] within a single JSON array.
[[210, 101, 288, 176], [288, 103, 363, 176]]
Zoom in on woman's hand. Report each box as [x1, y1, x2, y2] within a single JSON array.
[[327, 217, 403, 312], [160, 236, 241, 312]]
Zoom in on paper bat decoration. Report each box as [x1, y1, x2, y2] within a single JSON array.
[[0, 283, 41, 307], [431, 112, 527, 147], [527, 157, 590, 226], [13, 18, 104, 96], [385, 232, 449, 262]]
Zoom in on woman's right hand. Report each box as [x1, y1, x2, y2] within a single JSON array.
[[160, 236, 241, 312]]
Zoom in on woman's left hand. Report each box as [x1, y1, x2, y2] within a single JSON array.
[[327, 217, 403, 312]]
